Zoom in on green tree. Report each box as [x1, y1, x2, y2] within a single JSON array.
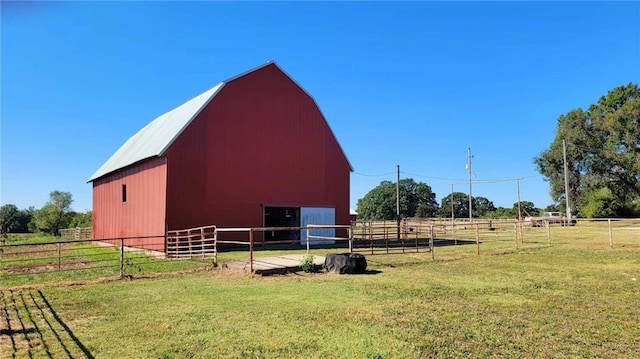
[[0, 204, 19, 234], [68, 210, 92, 227], [438, 193, 497, 218], [544, 204, 561, 213], [580, 188, 619, 218], [356, 178, 438, 220], [30, 191, 74, 235], [439, 192, 470, 218], [515, 201, 539, 217], [484, 207, 515, 218], [474, 196, 496, 217], [14, 207, 34, 233], [534, 83, 640, 217]]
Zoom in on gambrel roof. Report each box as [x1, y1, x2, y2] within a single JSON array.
[[88, 62, 352, 182]]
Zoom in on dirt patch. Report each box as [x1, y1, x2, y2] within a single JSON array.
[[3, 261, 94, 274]]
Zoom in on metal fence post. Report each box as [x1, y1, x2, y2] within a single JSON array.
[[370, 222, 374, 255], [213, 228, 218, 267], [306, 226, 310, 254], [546, 220, 550, 245], [348, 225, 353, 253], [429, 225, 434, 260], [608, 219, 613, 249], [453, 220, 457, 245], [119, 238, 124, 278], [57, 243, 61, 271], [475, 223, 480, 255], [249, 229, 254, 273]]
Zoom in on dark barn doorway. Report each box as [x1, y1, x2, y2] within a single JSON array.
[[263, 207, 300, 241]]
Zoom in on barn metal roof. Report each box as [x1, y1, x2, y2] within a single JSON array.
[[88, 61, 353, 182], [87, 83, 224, 182]]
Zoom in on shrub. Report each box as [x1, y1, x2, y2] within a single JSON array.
[[300, 254, 315, 273]]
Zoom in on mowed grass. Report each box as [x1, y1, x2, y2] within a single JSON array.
[[1, 234, 639, 358]]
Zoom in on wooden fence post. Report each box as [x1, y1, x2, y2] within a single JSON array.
[[513, 223, 518, 250]]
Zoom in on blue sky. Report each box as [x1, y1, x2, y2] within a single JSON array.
[[2, 1, 639, 213]]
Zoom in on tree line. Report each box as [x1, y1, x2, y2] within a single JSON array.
[[357, 83, 639, 220], [355, 178, 548, 221], [0, 190, 91, 236]]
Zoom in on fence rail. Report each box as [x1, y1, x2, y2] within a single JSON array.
[[58, 227, 92, 241], [3, 219, 639, 286]]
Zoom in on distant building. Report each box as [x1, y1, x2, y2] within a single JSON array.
[[89, 62, 352, 251], [350, 208, 358, 223]]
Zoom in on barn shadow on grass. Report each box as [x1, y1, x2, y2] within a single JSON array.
[[0, 289, 94, 359]]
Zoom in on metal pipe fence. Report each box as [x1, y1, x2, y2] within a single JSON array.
[[3, 219, 638, 285], [352, 217, 640, 258], [0, 235, 173, 283]]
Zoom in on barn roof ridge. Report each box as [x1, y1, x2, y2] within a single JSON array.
[[88, 61, 352, 182]]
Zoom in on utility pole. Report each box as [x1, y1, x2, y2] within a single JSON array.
[[562, 140, 571, 219], [467, 147, 473, 220], [450, 183, 455, 221], [516, 178, 522, 222], [396, 165, 400, 240], [516, 177, 522, 243]]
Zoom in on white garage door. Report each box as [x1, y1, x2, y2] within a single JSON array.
[[300, 207, 335, 245]]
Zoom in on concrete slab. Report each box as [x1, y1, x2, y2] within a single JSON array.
[[223, 254, 325, 275]]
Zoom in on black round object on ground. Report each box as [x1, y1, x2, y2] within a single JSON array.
[[323, 253, 367, 274]]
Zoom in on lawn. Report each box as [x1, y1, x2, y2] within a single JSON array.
[[1, 234, 639, 358]]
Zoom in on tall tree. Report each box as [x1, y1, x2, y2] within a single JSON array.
[[14, 207, 35, 233], [515, 201, 539, 217], [31, 191, 74, 235], [474, 196, 497, 217], [535, 83, 640, 217], [439, 192, 471, 218], [68, 210, 92, 228], [438, 193, 497, 218], [356, 178, 438, 220], [0, 204, 19, 234]]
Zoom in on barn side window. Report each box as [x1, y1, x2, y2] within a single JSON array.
[[122, 184, 127, 203]]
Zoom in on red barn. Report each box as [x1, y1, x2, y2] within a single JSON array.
[[88, 62, 352, 251]]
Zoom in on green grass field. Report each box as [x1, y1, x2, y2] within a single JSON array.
[[1, 226, 639, 358]]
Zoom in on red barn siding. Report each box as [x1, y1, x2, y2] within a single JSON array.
[[92, 157, 167, 251], [165, 63, 351, 231]]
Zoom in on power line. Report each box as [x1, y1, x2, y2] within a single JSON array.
[[450, 175, 541, 186], [352, 171, 396, 177], [400, 172, 467, 182]]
